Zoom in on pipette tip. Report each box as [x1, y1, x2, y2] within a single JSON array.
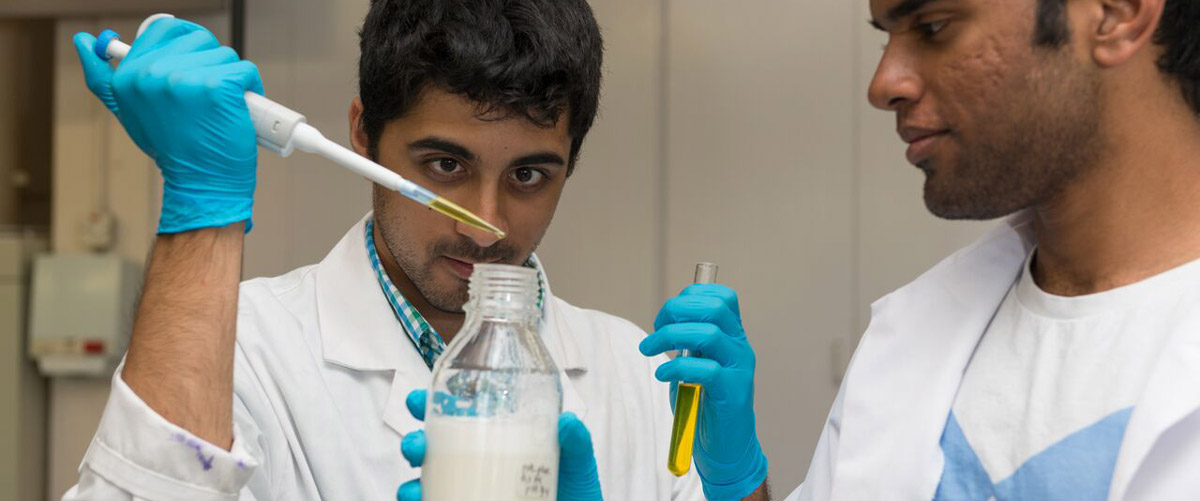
[[428, 197, 507, 239]]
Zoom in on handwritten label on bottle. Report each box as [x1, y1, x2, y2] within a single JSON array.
[[519, 463, 554, 499]]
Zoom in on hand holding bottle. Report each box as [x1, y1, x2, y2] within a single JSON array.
[[397, 389, 604, 501]]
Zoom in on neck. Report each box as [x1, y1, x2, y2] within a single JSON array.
[[371, 224, 465, 342], [1032, 91, 1200, 296]]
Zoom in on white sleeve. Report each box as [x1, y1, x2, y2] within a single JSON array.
[[62, 366, 262, 501]]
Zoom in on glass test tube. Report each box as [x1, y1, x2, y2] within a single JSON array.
[[667, 262, 718, 476]]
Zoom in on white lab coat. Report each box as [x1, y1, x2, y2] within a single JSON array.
[[66, 215, 703, 500], [787, 211, 1200, 500]]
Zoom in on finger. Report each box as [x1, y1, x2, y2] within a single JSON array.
[[125, 17, 207, 61], [221, 59, 265, 96], [400, 430, 426, 467], [147, 30, 223, 61], [558, 412, 597, 464], [654, 357, 722, 387], [653, 294, 743, 336], [160, 47, 246, 92], [680, 283, 740, 318], [162, 46, 240, 70], [73, 32, 119, 113], [147, 47, 238, 96], [179, 60, 263, 97], [396, 479, 421, 501], [639, 323, 736, 365], [406, 389, 427, 421]]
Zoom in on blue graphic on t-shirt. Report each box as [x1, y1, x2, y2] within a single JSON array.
[[934, 407, 1133, 501]]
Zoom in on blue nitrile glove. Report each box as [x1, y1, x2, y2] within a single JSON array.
[[398, 389, 603, 501], [73, 18, 263, 233], [640, 284, 768, 501]]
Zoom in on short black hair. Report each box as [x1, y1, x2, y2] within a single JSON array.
[[1035, 0, 1200, 115], [357, 0, 604, 173]]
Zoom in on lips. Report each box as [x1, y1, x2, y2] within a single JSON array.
[[442, 256, 502, 280], [898, 126, 950, 165]]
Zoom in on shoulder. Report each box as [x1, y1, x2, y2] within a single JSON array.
[[545, 295, 667, 378], [550, 295, 650, 345], [233, 265, 324, 373], [237, 265, 318, 321]]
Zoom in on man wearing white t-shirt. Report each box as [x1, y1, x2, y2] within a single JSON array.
[[636, 0, 1200, 499]]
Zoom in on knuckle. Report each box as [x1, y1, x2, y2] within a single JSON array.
[[166, 71, 187, 89], [144, 60, 171, 80], [215, 46, 238, 62], [181, 29, 218, 49], [130, 69, 158, 95], [205, 75, 223, 91]]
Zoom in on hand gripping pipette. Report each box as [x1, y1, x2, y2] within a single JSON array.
[[667, 262, 718, 476], [91, 14, 506, 239]]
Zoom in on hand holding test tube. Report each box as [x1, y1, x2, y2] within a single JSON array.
[[642, 265, 770, 500]]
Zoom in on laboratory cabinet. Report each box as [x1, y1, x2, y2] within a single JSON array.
[[0, 230, 47, 501]]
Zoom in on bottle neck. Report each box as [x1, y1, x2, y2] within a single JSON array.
[[466, 264, 540, 323]]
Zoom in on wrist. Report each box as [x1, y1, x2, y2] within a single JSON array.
[[696, 430, 769, 501], [159, 184, 255, 234]]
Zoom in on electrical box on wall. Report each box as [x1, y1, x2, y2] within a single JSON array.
[[28, 254, 141, 377]]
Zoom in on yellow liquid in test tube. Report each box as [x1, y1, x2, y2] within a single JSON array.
[[667, 262, 718, 476], [668, 382, 702, 475]]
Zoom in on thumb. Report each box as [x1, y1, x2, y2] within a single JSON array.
[[559, 412, 596, 464], [557, 412, 603, 500], [73, 32, 119, 115]]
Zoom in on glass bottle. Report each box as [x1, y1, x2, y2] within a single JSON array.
[[423, 264, 562, 501]]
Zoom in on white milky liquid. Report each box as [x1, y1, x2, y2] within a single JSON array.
[[423, 415, 559, 501]]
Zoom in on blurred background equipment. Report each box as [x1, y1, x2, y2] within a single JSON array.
[[28, 253, 140, 377]]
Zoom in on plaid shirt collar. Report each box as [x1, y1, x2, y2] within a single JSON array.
[[364, 218, 546, 369]]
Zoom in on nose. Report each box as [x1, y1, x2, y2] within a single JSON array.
[[455, 187, 506, 248], [868, 43, 923, 111]]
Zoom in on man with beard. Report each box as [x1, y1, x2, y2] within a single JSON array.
[[64, 1, 703, 499], [636, 0, 1200, 499]]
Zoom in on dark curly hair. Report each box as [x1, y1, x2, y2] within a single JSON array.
[[357, 0, 604, 174], [1036, 0, 1200, 115]]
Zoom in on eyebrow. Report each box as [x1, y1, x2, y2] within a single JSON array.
[[512, 152, 566, 168], [870, 0, 937, 31], [409, 137, 565, 168], [408, 137, 477, 162]]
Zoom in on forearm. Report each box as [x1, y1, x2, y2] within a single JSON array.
[[121, 223, 245, 450]]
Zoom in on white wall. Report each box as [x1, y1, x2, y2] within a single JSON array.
[[44, 1, 998, 498]]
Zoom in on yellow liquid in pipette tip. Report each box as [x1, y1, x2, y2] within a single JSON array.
[[668, 382, 702, 476], [428, 197, 507, 239]]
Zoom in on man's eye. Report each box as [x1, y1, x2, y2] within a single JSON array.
[[433, 158, 464, 174], [510, 167, 547, 188], [915, 20, 949, 39]]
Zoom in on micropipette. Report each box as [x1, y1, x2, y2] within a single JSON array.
[[90, 14, 505, 239], [667, 262, 718, 476]]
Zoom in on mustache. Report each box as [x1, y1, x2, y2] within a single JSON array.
[[432, 237, 519, 264]]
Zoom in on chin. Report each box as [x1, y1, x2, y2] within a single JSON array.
[[923, 191, 1022, 221]]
